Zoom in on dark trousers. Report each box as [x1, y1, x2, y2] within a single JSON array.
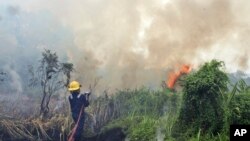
[[73, 114, 85, 141]]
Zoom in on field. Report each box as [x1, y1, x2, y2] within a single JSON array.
[[0, 60, 250, 141]]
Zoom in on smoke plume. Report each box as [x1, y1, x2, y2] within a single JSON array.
[[0, 0, 250, 94]]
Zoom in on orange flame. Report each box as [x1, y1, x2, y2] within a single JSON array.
[[167, 65, 191, 89]]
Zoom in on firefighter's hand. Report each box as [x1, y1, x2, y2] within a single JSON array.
[[85, 91, 91, 97], [84, 92, 91, 102]]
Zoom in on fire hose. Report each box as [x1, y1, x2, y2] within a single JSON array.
[[68, 105, 84, 141]]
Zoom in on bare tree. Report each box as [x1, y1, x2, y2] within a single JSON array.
[[29, 49, 73, 119]]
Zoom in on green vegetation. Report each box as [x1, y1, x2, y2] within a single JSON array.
[[96, 88, 181, 141], [173, 60, 228, 139], [1, 59, 250, 141], [227, 80, 250, 125], [98, 60, 250, 141]]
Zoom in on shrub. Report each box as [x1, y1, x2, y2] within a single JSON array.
[[173, 60, 229, 138], [229, 93, 250, 124]]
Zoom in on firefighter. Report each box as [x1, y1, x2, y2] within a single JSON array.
[[68, 81, 91, 141]]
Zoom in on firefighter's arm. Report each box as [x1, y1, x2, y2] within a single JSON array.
[[83, 91, 91, 107]]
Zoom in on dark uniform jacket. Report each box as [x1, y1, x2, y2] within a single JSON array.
[[69, 92, 90, 122], [68, 92, 90, 140]]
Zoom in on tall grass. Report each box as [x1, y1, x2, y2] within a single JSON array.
[[90, 87, 181, 141], [94, 79, 250, 141], [0, 79, 249, 141]]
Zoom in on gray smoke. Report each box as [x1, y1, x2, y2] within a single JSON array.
[[4, 64, 23, 94], [0, 0, 250, 94], [7, 5, 19, 16], [156, 127, 165, 141]]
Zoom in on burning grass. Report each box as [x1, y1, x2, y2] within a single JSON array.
[[166, 65, 191, 89]]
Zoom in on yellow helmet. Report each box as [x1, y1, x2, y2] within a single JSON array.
[[68, 81, 81, 91]]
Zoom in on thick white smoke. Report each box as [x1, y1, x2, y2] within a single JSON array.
[[0, 0, 250, 94]]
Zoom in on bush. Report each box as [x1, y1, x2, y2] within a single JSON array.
[[229, 93, 250, 124], [173, 60, 229, 138]]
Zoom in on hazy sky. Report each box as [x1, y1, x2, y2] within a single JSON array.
[[0, 0, 250, 93]]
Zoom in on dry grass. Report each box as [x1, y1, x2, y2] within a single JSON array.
[[0, 115, 71, 141], [0, 113, 100, 141]]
